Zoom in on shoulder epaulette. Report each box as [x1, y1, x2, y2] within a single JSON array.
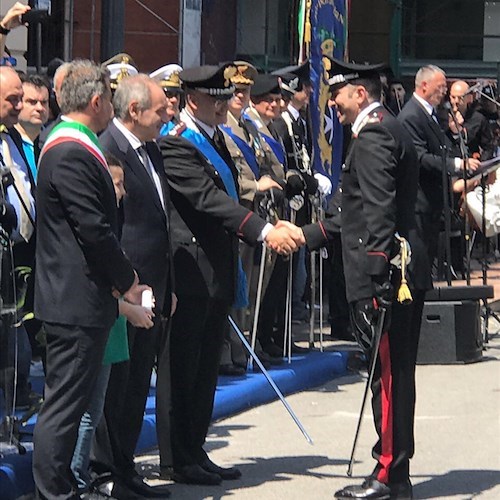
[[169, 121, 187, 136], [366, 111, 382, 124]]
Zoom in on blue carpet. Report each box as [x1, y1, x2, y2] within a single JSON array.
[[0, 350, 348, 499]]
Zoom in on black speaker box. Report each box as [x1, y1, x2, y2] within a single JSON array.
[[417, 299, 483, 364]]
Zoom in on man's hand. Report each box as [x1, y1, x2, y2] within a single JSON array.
[[465, 157, 481, 172], [256, 176, 282, 193], [124, 283, 152, 306], [126, 304, 155, 329], [170, 292, 177, 317], [265, 220, 305, 254], [1, 3, 31, 30], [350, 298, 378, 353]]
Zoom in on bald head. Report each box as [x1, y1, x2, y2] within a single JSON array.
[[0, 66, 23, 128], [450, 80, 471, 114]]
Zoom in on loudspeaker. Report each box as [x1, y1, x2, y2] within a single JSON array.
[[418, 300, 483, 364]]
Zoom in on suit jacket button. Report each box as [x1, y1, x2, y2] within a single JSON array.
[[358, 238, 363, 244], [214, 171, 219, 176]]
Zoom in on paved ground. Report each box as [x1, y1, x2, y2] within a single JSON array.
[[137, 325, 500, 499]]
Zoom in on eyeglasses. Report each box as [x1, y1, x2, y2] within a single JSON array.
[[257, 96, 281, 104], [164, 90, 182, 99], [0, 56, 17, 67]]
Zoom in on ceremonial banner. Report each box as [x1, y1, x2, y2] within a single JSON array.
[[306, 0, 349, 193]]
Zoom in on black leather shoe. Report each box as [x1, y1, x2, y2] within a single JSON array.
[[389, 480, 413, 499], [335, 478, 391, 499], [122, 475, 171, 498], [80, 491, 117, 500], [173, 464, 222, 485], [199, 457, 242, 480], [108, 481, 141, 500], [219, 364, 246, 376], [262, 343, 283, 358], [290, 343, 309, 354]]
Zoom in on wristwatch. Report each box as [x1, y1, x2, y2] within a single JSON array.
[[0, 23, 11, 35]]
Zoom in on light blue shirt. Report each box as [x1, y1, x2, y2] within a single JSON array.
[[2, 133, 36, 242]]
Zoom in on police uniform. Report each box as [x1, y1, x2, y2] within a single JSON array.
[[303, 59, 431, 499], [102, 53, 139, 93], [150, 63, 184, 136], [157, 63, 270, 485]]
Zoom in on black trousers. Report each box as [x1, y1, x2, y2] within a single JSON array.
[[33, 322, 109, 500], [327, 232, 350, 334], [365, 290, 425, 485], [415, 212, 441, 270], [169, 296, 229, 468], [257, 255, 287, 348], [92, 316, 167, 478]]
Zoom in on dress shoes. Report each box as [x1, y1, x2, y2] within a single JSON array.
[[118, 474, 171, 498], [290, 342, 310, 354], [172, 464, 222, 485], [219, 364, 246, 376], [334, 478, 391, 499], [80, 490, 117, 500], [199, 457, 242, 480], [262, 343, 284, 358], [256, 350, 281, 366]]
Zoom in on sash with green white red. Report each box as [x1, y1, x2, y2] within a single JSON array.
[[40, 119, 109, 171]]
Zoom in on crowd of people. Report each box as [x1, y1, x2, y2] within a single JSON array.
[[1, 3, 500, 500]]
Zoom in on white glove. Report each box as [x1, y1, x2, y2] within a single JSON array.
[[314, 173, 333, 196], [390, 233, 412, 269]]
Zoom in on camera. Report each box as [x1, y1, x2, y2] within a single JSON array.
[[21, 9, 49, 25], [0, 165, 14, 190]]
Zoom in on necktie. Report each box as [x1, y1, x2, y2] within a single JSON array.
[[213, 128, 234, 169], [431, 109, 439, 124], [1, 131, 34, 242], [213, 128, 224, 151], [137, 144, 165, 210], [137, 145, 154, 181]]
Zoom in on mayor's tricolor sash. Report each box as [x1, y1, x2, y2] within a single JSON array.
[[179, 126, 249, 309], [40, 119, 109, 171]]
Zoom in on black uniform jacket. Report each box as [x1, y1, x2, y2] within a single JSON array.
[[158, 132, 267, 304], [398, 96, 455, 216], [303, 105, 432, 302], [100, 122, 174, 316], [35, 141, 135, 328]]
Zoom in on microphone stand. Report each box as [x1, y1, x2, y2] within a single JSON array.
[[441, 143, 453, 286], [447, 106, 471, 284]]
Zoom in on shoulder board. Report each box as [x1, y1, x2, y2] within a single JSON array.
[[168, 121, 187, 136], [366, 112, 382, 124]]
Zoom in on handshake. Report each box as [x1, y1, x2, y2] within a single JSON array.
[[264, 220, 305, 255]]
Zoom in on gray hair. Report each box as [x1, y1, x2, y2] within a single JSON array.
[[415, 65, 445, 88], [59, 60, 110, 114], [53, 62, 72, 92], [113, 74, 152, 120]]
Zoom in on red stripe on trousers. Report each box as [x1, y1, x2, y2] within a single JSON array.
[[376, 331, 394, 484]]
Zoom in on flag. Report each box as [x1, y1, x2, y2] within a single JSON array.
[[308, 0, 349, 194]]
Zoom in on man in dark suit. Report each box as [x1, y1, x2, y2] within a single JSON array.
[[32, 60, 146, 500], [398, 65, 480, 267], [95, 74, 174, 498], [0, 66, 38, 411], [158, 63, 303, 486], [300, 58, 432, 499]]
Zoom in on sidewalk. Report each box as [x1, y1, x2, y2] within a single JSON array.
[[138, 329, 500, 499]]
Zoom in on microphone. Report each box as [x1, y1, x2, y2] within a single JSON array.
[[462, 81, 483, 97]]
